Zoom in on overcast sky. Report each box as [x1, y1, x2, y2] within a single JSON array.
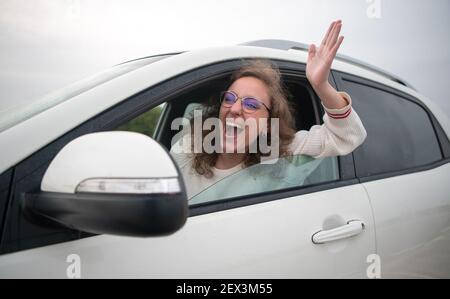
[[0, 0, 449, 117]]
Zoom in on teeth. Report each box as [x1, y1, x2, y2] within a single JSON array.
[[225, 120, 244, 130]]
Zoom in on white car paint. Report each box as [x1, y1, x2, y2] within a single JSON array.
[[362, 163, 450, 278], [41, 131, 178, 193], [0, 184, 375, 278]]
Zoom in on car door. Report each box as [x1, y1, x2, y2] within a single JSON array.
[[0, 160, 375, 278], [335, 71, 450, 278], [0, 58, 376, 278]]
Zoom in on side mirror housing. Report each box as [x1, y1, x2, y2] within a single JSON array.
[[22, 131, 188, 237]]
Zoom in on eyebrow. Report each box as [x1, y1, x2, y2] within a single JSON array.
[[229, 90, 268, 102]]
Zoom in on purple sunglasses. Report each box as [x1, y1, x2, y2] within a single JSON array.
[[220, 91, 271, 114]]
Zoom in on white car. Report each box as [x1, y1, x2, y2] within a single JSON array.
[[0, 40, 449, 278]]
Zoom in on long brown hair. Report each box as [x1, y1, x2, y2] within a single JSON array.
[[191, 59, 296, 178]]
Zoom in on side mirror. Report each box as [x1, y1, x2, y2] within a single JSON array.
[[22, 131, 188, 237]]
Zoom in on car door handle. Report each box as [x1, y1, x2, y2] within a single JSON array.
[[312, 220, 365, 244]]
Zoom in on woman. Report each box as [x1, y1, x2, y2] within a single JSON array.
[[171, 20, 367, 199]]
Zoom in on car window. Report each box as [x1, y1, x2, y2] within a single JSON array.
[[183, 103, 205, 119], [113, 72, 339, 206], [0, 55, 174, 133], [189, 155, 339, 205], [341, 79, 442, 177], [115, 103, 166, 138]]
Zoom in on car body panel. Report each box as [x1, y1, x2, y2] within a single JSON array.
[[362, 163, 450, 278], [0, 184, 375, 278]]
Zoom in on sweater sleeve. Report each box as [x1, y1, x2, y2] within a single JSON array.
[[169, 134, 194, 169], [289, 92, 367, 158]]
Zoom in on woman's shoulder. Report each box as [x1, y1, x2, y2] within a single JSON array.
[[170, 133, 194, 168]]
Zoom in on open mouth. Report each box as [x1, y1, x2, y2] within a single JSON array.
[[225, 120, 245, 137]]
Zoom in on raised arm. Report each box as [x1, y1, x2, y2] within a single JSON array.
[[290, 20, 367, 158]]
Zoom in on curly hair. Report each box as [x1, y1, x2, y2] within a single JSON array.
[[190, 59, 297, 178]]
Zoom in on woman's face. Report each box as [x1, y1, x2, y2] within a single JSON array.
[[218, 76, 271, 153]]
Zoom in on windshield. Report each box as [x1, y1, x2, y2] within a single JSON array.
[[0, 54, 175, 133], [189, 154, 339, 205]]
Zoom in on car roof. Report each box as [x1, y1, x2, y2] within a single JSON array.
[[240, 39, 416, 90], [120, 39, 416, 91]]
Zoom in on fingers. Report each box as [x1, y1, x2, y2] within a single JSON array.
[[308, 44, 316, 54], [328, 20, 342, 48], [321, 21, 335, 46], [322, 20, 342, 49], [329, 36, 344, 61], [308, 44, 317, 59]]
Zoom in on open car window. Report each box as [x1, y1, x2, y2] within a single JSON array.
[[189, 154, 339, 205], [110, 65, 337, 206]]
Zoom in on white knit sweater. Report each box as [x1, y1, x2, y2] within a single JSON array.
[[170, 92, 367, 199]]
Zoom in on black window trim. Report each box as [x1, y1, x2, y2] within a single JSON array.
[[0, 168, 14, 247], [357, 158, 450, 184], [189, 178, 359, 217], [332, 70, 450, 183]]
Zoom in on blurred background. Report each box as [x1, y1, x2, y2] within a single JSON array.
[[0, 0, 449, 117]]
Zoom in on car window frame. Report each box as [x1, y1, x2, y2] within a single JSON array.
[[0, 59, 357, 254], [164, 63, 357, 216], [333, 70, 450, 183], [0, 168, 13, 247]]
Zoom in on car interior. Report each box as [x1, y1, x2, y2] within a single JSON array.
[[152, 73, 323, 150]]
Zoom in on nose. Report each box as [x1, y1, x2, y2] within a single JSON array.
[[229, 98, 243, 115]]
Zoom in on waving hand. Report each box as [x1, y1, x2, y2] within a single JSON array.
[[306, 20, 344, 89]]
